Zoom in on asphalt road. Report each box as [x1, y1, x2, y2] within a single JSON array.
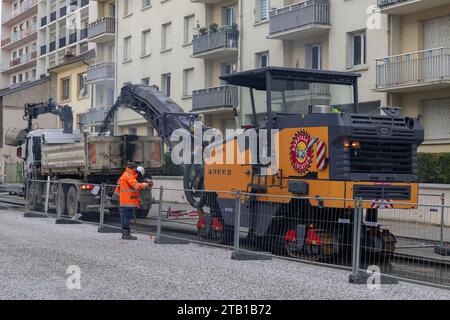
[[1, 209, 450, 300]]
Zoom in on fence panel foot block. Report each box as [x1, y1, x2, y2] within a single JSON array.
[[231, 251, 272, 261], [349, 272, 399, 285], [55, 218, 82, 225], [98, 225, 122, 234], [154, 236, 189, 244], [23, 212, 47, 218]]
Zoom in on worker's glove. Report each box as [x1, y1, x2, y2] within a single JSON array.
[[145, 179, 153, 189], [112, 192, 119, 202]]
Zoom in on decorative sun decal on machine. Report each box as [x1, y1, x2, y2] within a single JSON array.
[[290, 130, 318, 175]]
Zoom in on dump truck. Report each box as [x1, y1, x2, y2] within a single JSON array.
[[5, 100, 164, 218]]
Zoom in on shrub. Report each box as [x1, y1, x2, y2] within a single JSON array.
[[418, 153, 450, 184], [160, 152, 183, 176]]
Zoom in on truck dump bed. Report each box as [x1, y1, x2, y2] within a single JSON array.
[[41, 135, 164, 176]]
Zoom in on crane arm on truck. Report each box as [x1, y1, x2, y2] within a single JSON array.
[[24, 99, 74, 134], [99, 84, 200, 150]]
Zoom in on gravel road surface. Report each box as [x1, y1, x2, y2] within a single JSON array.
[[0, 210, 449, 300]]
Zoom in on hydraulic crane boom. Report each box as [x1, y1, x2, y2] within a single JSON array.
[[99, 84, 200, 150], [24, 99, 74, 134]]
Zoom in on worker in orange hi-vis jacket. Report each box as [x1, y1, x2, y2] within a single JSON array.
[[114, 162, 152, 240]]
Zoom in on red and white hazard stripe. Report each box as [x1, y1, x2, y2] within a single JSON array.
[[316, 141, 326, 170], [371, 199, 393, 209]]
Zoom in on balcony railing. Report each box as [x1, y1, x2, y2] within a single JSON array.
[[1, 23, 38, 47], [376, 47, 450, 90], [88, 17, 116, 39], [377, 0, 412, 7], [1, 51, 37, 72], [193, 26, 239, 56], [272, 83, 330, 101], [2, 0, 38, 24], [87, 62, 115, 82], [269, 0, 330, 37], [192, 85, 238, 110]]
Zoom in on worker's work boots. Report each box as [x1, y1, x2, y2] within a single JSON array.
[[122, 229, 137, 240]]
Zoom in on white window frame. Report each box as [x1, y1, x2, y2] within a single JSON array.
[[141, 29, 151, 57], [256, 0, 270, 22], [310, 44, 322, 70], [162, 73, 171, 97], [123, 36, 132, 62], [184, 15, 195, 45], [161, 22, 172, 51], [183, 68, 194, 97]]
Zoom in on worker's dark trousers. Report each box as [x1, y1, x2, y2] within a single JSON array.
[[120, 207, 134, 230]]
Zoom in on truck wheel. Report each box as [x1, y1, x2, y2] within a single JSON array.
[[55, 186, 66, 217], [66, 186, 79, 218]]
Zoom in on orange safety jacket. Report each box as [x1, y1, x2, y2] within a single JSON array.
[[114, 167, 150, 208]]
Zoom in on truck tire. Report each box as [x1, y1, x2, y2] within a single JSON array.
[[66, 185, 79, 218], [55, 185, 66, 217]]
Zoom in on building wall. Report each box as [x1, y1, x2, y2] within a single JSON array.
[[53, 63, 90, 125]]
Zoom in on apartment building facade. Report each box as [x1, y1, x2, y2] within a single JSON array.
[[375, 0, 450, 152], [115, 0, 390, 135]]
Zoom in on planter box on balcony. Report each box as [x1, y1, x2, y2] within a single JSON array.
[[268, 0, 330, 40], [192, 85, 238, 111], [193, 26, 239, 59]]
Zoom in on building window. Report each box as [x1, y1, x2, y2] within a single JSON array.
[[128, 127, 137, 135], [183, 68, 194, 97], [12, 75, 17, 84], [78, 73, 88, 98], [306, 44, 321, 70], [124, 0, 131, 16], [256, 0, 270, 22], [141, 29, 151, 56], [352, 31, 366, 67], [184, 15, 195, 44], [142, 77, 150, 85], [223, 6, 236, 26], [142, 0, 151, 9], [422, 98, 450, 141], [147, 126, 154, 136], [18, 74, 23, 82], [256, 51, 269, 68], [161, 22, 172, 51], [61, 77, 71, 101], [162, 73, 171, 96], [220, 62, 234, 84], [123, 36, 132, 62]]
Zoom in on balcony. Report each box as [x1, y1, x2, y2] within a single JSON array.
[[377, 0, 450, 15], [192, 85, 238, 111], [87, 62, 115, 83], [88, 17, 116, 43], [272, 83, 330, 102], [375, 47, 450, 93], [2, 0, 38, 26], [1, 51, 37, 74], [1, 24, 38, 50], [192, 26, 239, 59], [268, 0, 330, 40]]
